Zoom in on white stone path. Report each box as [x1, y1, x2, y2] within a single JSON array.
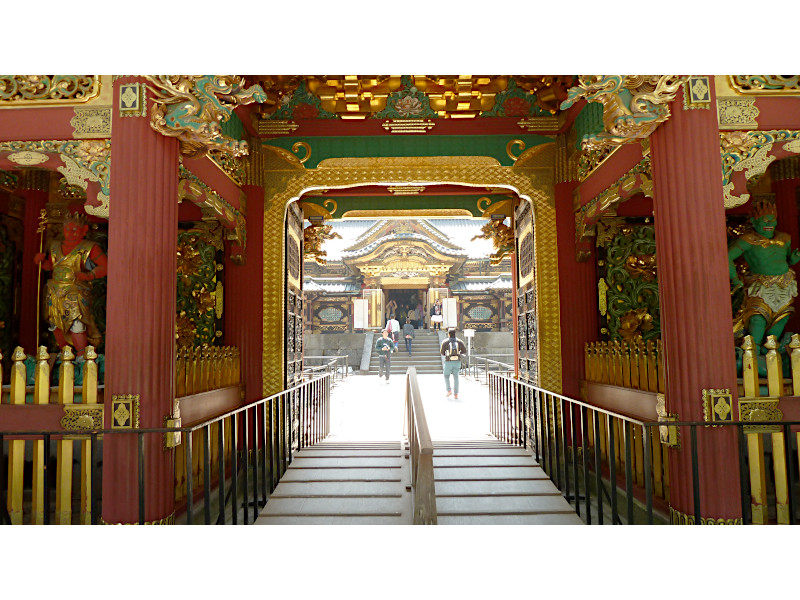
[[328, 371, 493, 442]]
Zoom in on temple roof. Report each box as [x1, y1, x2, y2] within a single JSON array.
[[317, 218, 496, 261], [450, 276, 513, 292]]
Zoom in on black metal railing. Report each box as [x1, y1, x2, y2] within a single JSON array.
[[467, 354, 514, 385], [1, 373, 331, 525], [489, 372, 800, 525]]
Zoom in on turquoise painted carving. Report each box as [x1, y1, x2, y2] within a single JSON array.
[[269, 80, 338, 120], [147, 75, 267, 158], [375, 75, 437, 119], [560, 75, 685, 150], [0, 140, 110, 218], [720, 130, 800, 208]]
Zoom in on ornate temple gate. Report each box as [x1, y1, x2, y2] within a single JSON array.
[[260, 144, 562, 394]]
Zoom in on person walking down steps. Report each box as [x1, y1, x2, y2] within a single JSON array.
[[375, 329, 395, 383], [440, 327, 467, 399], [403, 318, 415, 355]]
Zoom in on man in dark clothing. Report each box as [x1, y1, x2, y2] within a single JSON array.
[[402, 318, 415, 355], [440, 328, 467, 398], [375, 329, 394, 382]]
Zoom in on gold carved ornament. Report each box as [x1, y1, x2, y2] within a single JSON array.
[[412, 76, 509, 118], [111, 394, 140, 429], [560, 75, 687, 152], [738, 398, 783, 433], [145, 75, 266, 159], [701, 389, 733, 427], [306, 76, 403, 119], [261, 151, 561, 394]]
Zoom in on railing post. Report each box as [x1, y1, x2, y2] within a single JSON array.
[[31, 346, 51, 524], [55, 346, 76, 525]]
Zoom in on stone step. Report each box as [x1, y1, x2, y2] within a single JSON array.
[[270, 481, 406, 497], [259, 495, 409, 516], [437, 513, 583, 525], [435, 479, 561, 496], [434, 466, 549, 480], [435, 494, 577, 514], [256, 515, 408, 525]]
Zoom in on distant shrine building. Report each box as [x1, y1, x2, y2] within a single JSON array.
[[303, 218, 513, 333]]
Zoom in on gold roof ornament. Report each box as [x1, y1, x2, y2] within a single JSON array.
[[306, 76, 403, 119], [412, 76, 509, 118]]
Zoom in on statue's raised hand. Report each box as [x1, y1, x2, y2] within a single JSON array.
[[791, 248, 800, 265]]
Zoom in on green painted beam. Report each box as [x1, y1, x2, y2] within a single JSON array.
[[264, 134, 553, 168], [303, 194, 510, 218]]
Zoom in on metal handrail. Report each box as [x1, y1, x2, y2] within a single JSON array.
[[404, 366, 437, 525], [303, 355, 349, 381], [468, 354, 514, 385], [489, 371, 800, 525], [1, 373, 332, 525]]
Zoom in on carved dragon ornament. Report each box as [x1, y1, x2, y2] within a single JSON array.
[[560, 76, 688, 151], [145, 76, 267, 159]]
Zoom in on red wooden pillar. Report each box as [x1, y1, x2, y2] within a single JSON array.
[[554, 180, 598, 399], [651, 82, 741, 521], [17, 172, 50, 351], [223, 184, 264, 401], [103, 76, 179, 524]]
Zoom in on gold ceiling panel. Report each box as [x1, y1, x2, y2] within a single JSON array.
[[413, 76, 509, 118], [306, 76, 403, 119]]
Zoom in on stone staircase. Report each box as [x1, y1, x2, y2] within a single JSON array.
[[368, 328, 443, 375]]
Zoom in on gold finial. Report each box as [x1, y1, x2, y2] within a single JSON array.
[[85, 345, 98, 360], [764, 335, 778, 351], [742, 335, 755, 351], [60, 345, 76, 362], [36, 346, 50, 362], [12, 346, 26, 362]]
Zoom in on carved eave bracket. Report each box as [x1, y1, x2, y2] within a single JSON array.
[[0, 140, 110, 218], [178, 165, 246, 263], [721, 130, 800, 208], [145, 75, 266, 160], [574, 156, 653, 261], [561, 75, 687, 154]]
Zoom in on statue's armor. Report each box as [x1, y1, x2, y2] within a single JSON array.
[[44, 239, 102, 345], [741, 269, 798, 330]]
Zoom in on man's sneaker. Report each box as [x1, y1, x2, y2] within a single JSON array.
[[454, 394, 459, 399], [445, 390, 452, 397]]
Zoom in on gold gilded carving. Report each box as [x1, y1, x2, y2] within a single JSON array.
[[60, 405, 104, 431], [256, 119, 300, 136], [146, 75, 266, 159], [506, 140, 526, 162], [413, 76, 508, 118], [517, 116, 563, 132], [8, 151, 49, 166], [717, 97, 759, 130], [341, 209, 473, 218], [381, 119, 435, 134], [388, 186, 425, 195], [263, 150, 558, 392], [111, 394, 140, 429], [303, 223, 342, 265], [701, 388, 733, 426], [738, 398, 783, 433], [0, 76, 101, 105], [728, 76, 800, 95], [307, 76, 403, 118], [562, 75, 687, 151], [670, 507, 742, 525], [71, 107, 112, 138], [598, 278, 609, 316], [292, 141, 311, 164], [471, 220, 514, 265]]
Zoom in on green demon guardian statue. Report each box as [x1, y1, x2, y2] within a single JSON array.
[[728, 198, 800, 353]]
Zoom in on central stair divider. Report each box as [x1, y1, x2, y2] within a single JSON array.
[[404, 366, 437, 525]]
